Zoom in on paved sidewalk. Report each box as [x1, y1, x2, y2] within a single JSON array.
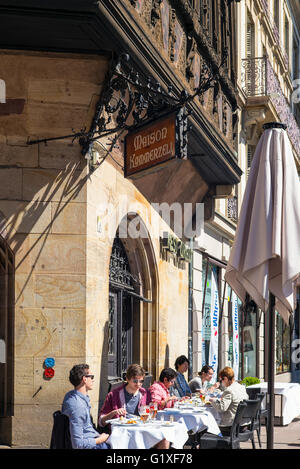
[[240, 417, 300, 449]]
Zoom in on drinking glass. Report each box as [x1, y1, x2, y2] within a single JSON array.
[[139, 405, 150, 423], [149, 402, 158, 420]]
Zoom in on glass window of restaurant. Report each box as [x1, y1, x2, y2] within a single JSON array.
[[227, 287, 258, 379], [276, 311, 291, 374], [292, 288, 300, 374], [239, 300, 258, 378]]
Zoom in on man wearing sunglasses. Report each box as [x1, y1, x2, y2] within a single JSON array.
[[100, 364, 169, 449], [62, 364, 110, 449]]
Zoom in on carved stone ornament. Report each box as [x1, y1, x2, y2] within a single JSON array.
[[160, 0, 170, 54], [151, 0, 162, 26], [243, 108, 266, 146]]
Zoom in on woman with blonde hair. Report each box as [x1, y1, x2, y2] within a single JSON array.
[[209, 366, 248, 435]]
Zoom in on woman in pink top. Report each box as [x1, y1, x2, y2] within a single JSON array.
[[149, 368, 178, 410]]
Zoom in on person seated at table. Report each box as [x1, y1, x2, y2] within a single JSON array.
[[99, 364, 151, 426], [149, 368, 178, 409], [62, 363, 110, 449], [173, 355, 192, 398], [208, 366, 248, 435], [188, 365, 220, 394], [100, 364, 170, 449]]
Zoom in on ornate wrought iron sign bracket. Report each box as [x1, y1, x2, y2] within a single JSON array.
[[27, 52, 227, 170]]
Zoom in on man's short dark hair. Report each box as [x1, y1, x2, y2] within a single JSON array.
[[199, 365, 213, 376], [159, 368, 177, 382], [69, 364, 89, 387], [174, 355, 189, 370], [126, 364, 145, 381]]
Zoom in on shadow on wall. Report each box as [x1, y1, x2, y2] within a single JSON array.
[[98, 320, 109, 414], [164, 344, 170, 369], [1, 136, 116, 313]]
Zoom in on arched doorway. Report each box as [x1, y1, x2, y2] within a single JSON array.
[[108, 215, 158, 385], [0, 234, 14, 421]]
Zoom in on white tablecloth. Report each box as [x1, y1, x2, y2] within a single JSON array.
[[158, 406, 221, 436], [107, 419, 189, 449], [247, 382, 300, 425]]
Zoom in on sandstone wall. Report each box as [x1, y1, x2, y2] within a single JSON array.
[[0, 51, 107, 446], [0, 50, 189, 447]]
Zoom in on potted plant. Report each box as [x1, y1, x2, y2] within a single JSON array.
[[240, 376, 260, 387]]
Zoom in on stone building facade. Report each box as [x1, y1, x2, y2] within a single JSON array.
[[234, 0, 300, 383], [0, 0, 241, 446]]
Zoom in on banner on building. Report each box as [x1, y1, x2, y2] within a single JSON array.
[[231, 291, 239, 380], [208, 269, 219, 382]]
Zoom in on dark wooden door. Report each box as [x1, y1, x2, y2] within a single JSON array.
[[108, 236, 134, 382]]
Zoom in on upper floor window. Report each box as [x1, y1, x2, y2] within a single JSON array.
[[292, 34, 299, 81], [273, 0, 280, 28], [246, 12, 255, 58], [284, 15, 289, 57]]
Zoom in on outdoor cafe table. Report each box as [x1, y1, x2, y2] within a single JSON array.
[[157, 404, 221, 436], [106, 418, 189, 449], [247, 382, 300, 425]]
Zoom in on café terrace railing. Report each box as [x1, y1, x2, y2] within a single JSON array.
[[241, 56, 300, 159]]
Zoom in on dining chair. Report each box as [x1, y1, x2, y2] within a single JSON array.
[[198, 402, 247, 449], [49, 410, 72, 449], [107, 379, 124, 394], [252, 392, 267, 448], [143, 374, 153, 389], [238, 398, 262, 449]]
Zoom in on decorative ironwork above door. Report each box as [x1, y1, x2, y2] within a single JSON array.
[[27, 52, 227, 167], [109, 235, 139, 290]]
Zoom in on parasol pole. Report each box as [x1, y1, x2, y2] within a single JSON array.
[[267, 292, 275, 449], [262, 121, 287, 450]]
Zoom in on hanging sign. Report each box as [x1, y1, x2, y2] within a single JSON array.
[[231, 291, 239, 380], [208, 269, 220, 382], [124, 111, 186, 179]]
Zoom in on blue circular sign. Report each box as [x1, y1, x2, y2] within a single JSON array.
[[44, 357, 55, 368]]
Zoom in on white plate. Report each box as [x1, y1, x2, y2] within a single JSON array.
[[164, 408, 180, 413], [112, 421, 140, 427], [105, 418, 122, 424], [161, 422, 175, 427]]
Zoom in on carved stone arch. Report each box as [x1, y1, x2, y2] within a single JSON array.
[[107, 213, 158, 382]]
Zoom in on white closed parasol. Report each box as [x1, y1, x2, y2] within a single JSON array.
[[225, 122, 300, 448]]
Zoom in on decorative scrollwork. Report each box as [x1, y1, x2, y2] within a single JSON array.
[[27, 52, 226, 163], [109, 236, 139, 289], [241, 56, 300, 158], [227, 196, 238, 221]]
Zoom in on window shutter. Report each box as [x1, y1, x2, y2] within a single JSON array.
[[247, 145, 254, 178]]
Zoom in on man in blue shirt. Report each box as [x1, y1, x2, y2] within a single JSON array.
[[62, 364, 110, 449]]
